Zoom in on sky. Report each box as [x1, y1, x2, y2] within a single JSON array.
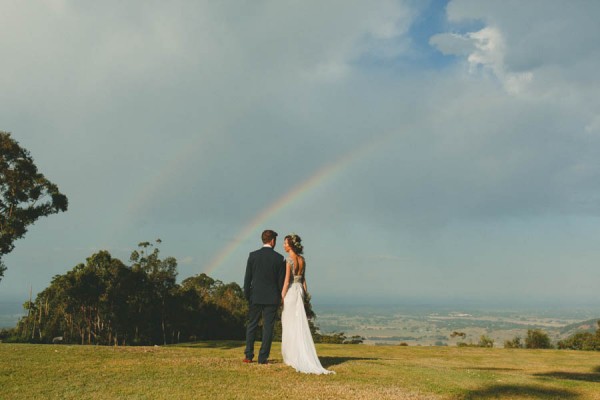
[[2, 0, 600, 307]]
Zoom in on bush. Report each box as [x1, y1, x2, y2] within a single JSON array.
[[315, 332, 346, 344], [478, 335, 494, 348], [525, 329, 552, 349], [315, 332, 364, 344], [557, 332, 600, 351], [557, 320, 600, 351], [0, 328, 19, 343], [457, 336, 494, 348], [504, 336, 523, 349], [344, 335, 365, 344], [450, 331, 466, 339]]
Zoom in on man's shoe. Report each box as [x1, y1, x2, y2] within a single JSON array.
[[258, 360, 268, 365], [243, 358, 253, 363]]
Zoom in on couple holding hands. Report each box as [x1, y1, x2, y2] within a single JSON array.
[[243, 230, 334, 375]]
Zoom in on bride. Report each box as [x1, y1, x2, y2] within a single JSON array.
[[281, 234, 334, 375]]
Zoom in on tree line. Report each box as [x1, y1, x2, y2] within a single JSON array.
[[448, 324, 600, 350], [2, 241, 248, 345], [0, 240, 359, 346]]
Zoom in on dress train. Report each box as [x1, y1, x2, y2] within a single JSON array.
[[281, 281, 334, 375]]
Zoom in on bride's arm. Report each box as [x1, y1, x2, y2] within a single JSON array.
[[302, 262, 307, 293], [281, 261, 291, 300]]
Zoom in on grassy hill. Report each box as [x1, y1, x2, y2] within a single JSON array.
[[1, 341, 599, 399]]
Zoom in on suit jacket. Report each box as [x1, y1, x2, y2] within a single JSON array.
[[244, 246, 286, 305]]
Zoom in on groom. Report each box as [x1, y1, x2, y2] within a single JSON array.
[[243, 229, 286, 364]]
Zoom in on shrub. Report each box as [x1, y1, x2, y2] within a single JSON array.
[[315, 332, 346, 344], [478, 335, 494, 348], [0, 328, 19, 343], [557, 320, 600, 351], [344, 335, 365, 345], [315, 332, 364, 344], [450, 331, 466, 339], [557, 332, 600, 351], [504, 336, 523, 349]]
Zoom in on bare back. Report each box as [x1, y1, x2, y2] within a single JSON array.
[[293, 254, 305, 276]]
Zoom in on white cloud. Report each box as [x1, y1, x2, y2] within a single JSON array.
[[431, 26, 533, 94]]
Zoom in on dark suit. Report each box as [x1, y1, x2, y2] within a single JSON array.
[[243, 245, 286, 363]]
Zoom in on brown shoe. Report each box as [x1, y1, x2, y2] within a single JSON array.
[[258, 360, 268, 365], [243, 358, 253, 363]]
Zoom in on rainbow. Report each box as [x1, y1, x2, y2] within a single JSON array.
[[203, 133, 393, 275]]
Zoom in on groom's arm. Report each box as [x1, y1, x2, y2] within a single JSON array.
[[277, 256, 286, 293], [243, 253, 253, 301]]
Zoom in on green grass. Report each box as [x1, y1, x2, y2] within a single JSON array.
[[2, 342, 600, 399]]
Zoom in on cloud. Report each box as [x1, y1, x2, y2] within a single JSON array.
[[431, 27, 532, 94]]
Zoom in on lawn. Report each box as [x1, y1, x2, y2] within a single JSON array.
[[1, 342, 599, 399]]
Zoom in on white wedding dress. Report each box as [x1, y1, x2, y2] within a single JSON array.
[[281, 258, 334, 375]]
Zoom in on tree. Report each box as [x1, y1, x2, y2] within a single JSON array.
[[130, 240, 177, 345], [0, 132, 68, 282], [525, 329, 553, 349]]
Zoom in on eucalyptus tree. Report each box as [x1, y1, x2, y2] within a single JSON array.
[[0, 131, 68, 281], [130, 240, 178, 345]]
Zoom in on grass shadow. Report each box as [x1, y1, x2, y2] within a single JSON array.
[[534, 369, 600, 383], [319, 356, 380, 368], [174, 340, 245, 350], [467, 367, 522, 372], [464, 384, 580, 399]]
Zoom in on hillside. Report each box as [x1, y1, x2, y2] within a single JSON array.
[[560, 318, 600, 336], [2, 341, 600, 399]]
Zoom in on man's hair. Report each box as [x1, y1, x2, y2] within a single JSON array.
[[261, 229, 278, 244]]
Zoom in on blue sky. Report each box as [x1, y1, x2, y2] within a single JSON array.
[[2, 1, 600, 307]]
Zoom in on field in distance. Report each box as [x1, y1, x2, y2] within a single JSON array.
[[314, 304, 599, 346], [2, 341, 600, 399]]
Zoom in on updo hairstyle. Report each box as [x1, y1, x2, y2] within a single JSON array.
[[285, 233, 304, 254]]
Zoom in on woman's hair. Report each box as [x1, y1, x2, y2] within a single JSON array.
[[285, 233, 304, 254]]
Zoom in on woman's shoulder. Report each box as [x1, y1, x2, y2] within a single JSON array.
[[287, 255, 306, 266]]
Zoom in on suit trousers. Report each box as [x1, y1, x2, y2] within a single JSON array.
[[245, 303, 278, 363]]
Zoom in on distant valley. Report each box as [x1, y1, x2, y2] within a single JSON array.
[[313, 303, 600, 347]]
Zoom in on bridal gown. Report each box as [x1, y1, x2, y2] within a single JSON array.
[[281, 258, 334, 375]]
